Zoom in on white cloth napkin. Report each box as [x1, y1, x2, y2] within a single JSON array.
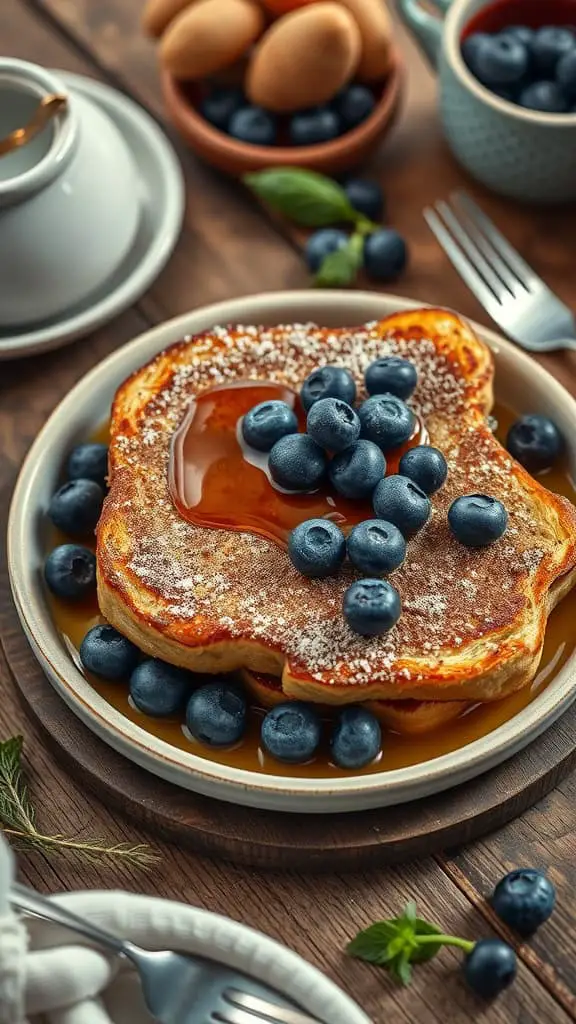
[[0, 835, 371, 1024]]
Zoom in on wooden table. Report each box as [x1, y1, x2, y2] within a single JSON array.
[[3, 2, 576, 1020]]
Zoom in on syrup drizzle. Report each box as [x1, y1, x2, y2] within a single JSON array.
[[169, 380, 427, 545]]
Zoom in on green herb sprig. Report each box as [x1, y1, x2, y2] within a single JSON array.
[[0, 736, 159, 868], [244, 167, 377, 288], [347, 902, 474, 986]]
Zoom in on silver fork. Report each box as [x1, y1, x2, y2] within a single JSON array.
[[424, 191, 576, 353], [10, 882, 320, 1024]]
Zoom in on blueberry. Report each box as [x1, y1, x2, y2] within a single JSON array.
[[363, 229, 408, 280], [519, 80, 569, 112], [228, 106, 277, 145], [186, 681, 247, 747], [462, 32, 492, 71], [200, 87, 244, 130], [491, 868, 556, 936], [499, 25, 535, 47], [334, 85, 376, 130], [288, 518, 346, 578], [465, 33, 529, 87], [532, 26, 575, 77], [448, 493, 508, 547], [300, 365, 356, 411], [463, 939, 517, 999], [343, 178, 384, 221], [398, 445, 448, 495], [347, 519, 406, 575], [268, 434, 327, 491], [506, 413, 564, 471], [48, 479, 104, 538], [372, 475, 431, 536], [328, 440, 386, 500], [66, 443, 109, 489], [80, 624, 140, 681], [290, 107, 341, 145], [241, 400, 298, 452], [557, 48, 576, 100], [129, 659, 192, 717], [44, 544, 97, 600], [358, 394, 416, 451], [331, 706, 381, 769], [306, 397, 360, 452], [343, 578, 401, 636], [305, 229, 349, 273], [365, 356, 417, 400], [261, 702, 321, 763]]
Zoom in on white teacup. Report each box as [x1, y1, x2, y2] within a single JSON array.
[[397, 0, 576, 204], [0, 59, 140, 328]]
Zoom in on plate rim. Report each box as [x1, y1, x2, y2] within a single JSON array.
[[0, 71, 184, 360], [8, 290, 576, 812]]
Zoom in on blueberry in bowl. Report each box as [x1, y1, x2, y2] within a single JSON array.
[[48, 479, 104, 538], [228, 106, 277, 146], [289, 107, 341, 146], [186, 681, 247, 747], [200, 87, 245, 131], [80, 624, 140, 681], [463, 32, 529, 89], [261, 701, 321, 764], [334, 85, 376, 130], [520, 81, 569, 112], [129, 658, 193, 717], [66, 442, 109, 489], [288, 519, 346, 578], [331, 706, 381, 769], [506, 413, 564, 471], [44, 544, 97, 600]]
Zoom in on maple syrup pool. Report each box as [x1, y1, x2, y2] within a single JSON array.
[[48, 404, 576, 779]]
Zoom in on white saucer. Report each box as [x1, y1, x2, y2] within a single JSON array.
[[0, 72, 184, 361]]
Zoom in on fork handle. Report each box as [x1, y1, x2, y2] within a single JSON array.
[[10, 882, 128, 956]]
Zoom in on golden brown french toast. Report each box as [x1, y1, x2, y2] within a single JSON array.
[[97, 308, 576, 703]]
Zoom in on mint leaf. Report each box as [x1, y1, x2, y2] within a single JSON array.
[[314, 231, 364, 288], [401, 901, 417, 925], [392, 954, 413, 986], [347, 921, 401, 965], [244, 168, 358, 228], [411, 919, 444, 964]]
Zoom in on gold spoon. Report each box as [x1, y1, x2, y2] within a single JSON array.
[[0, 92, 68, 159]]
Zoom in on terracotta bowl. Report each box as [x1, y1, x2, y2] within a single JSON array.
[[160, 52, 405, 177]]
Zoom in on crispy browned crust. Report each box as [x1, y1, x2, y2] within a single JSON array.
[[97, 309, 576, 703]]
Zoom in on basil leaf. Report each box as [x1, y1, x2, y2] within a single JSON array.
[[347, 921, 401, 964], [411, 919, 444, 964], [314, 232, 364, 288], [244, 168, 357, 227]]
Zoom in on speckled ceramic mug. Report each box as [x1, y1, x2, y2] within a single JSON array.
[[397, 0, 576, 203]]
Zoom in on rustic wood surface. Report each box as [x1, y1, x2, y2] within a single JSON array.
[[2, 0, 576, 1020]]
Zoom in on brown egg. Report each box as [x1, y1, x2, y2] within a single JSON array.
[[246, 4, 361, 113], [142, 0, 194, 39], [160, 0, 265, 80], [337, 0, 394, 81]]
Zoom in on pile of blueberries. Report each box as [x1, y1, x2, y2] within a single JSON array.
[[200, 81, 377, 146], [462, 23, 576, 112], [242, 354, 509, 638]]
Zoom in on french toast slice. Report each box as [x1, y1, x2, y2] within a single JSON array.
[[97, 308, 576, 703], [239, 667, 469, 735]]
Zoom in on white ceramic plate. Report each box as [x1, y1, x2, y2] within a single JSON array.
[[27, 891, 370, 1024], [8, 291, 576, 813], [0, 72, 184, 360]]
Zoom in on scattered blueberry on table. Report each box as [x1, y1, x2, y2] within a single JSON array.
[[363, 229, 408, 281], [261, 702, 322, 764], [448, 493, 508, 547], [241, 399, 298, 452], [288, 519, 346, 578], [44, 543, 97, 600], [491, 868, 556, 936], [343, 578, 402, 636], [304, 229, 349, 273], [331, 706, 381, 769], [186, 681, 247, 746], [342, 177, 384, 221], [463, 939, 518, 999], [129, 658, 193, 717], [506, 413, 564, 471], [80, 624, 140, 681], [462, 23, 576, 111]]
